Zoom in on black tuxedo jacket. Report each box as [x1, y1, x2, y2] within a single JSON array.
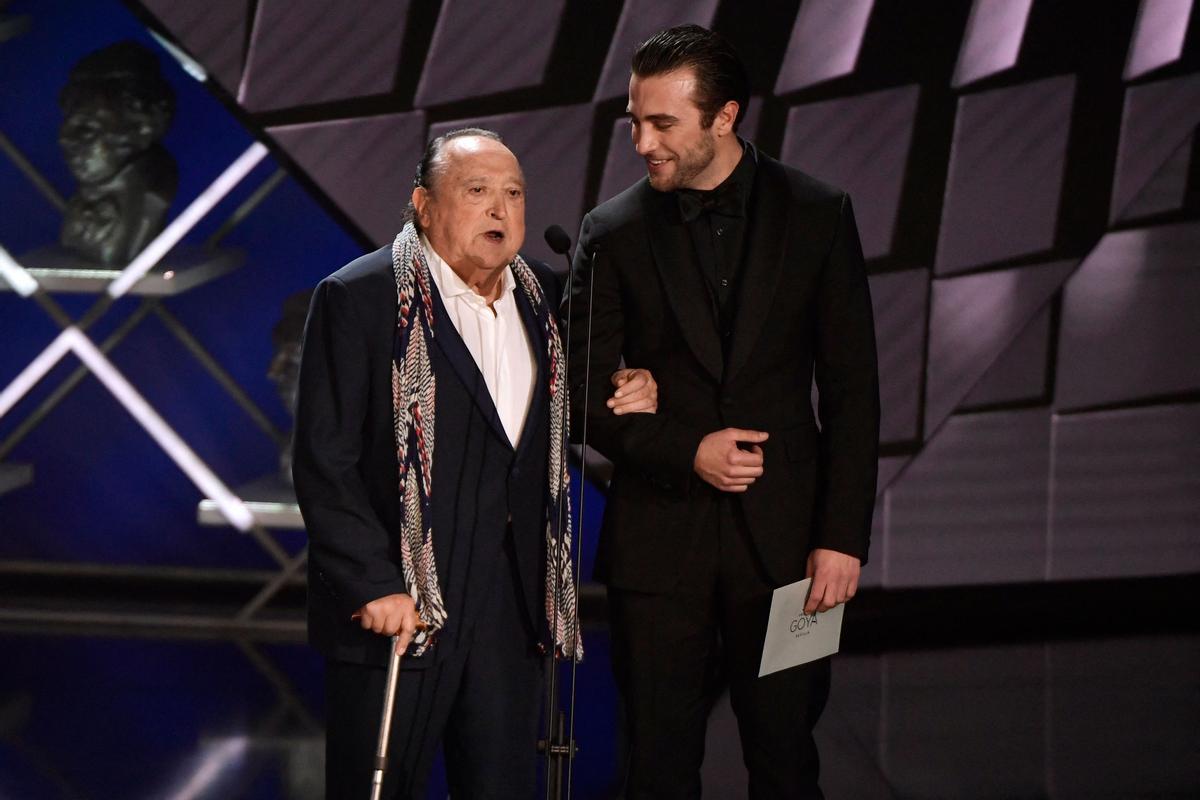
[[568, 146, 880, 592], [293, 244, 560, 667]]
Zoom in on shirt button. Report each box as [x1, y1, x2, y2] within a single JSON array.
[[720, 278, 729, 288], [716, 227, 725, 236]]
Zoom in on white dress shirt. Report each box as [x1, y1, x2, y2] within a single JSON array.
[[423, 236, 537, 447]]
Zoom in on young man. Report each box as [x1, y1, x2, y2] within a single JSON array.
[[568, 25, 880, 799]]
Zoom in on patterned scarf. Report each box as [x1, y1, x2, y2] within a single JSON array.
[[390, 222, 582, 660]]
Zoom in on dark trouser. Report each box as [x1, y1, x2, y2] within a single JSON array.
[[324, 545, 543, 800], [609, 498, 831, 800]]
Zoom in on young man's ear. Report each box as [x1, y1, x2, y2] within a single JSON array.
[[713, 100, 739, 138]]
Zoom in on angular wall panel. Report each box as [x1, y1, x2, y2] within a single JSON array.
[[1109, 74, 1200, 223], [774, 0, 874, 93], [269, 112, 426, 246], [414, 0, 564, 107], [868, 268, 928, 444], [925, 260, 1075, 434], [1056, 223, 1200, 409], [430, 105, 593, 266], [1120, 132, 1194, 221], [1124, 0, 1194, 80], [886, 409, 1051, 587], [1048, 404, 1200, 580], [593, 0, 719, 101], [877, 455, 910, 496], [963, 305, 1051, 408], [238, 0, 409, 112], [782, 85, 920, 260], [951, 0, 1033, 88], [141, 0, 247, 91], [935, 76, 1075, 273]]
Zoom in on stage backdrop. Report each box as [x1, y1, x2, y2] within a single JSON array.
[[1, 0, 1197, 587]]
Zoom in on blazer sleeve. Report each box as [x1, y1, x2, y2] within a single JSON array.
[[812, 194, 881, 562], [565, 214, 705, 493], [292, 275, 408, 618]]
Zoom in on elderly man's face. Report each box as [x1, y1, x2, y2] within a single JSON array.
[[412, 136, 526, 276]]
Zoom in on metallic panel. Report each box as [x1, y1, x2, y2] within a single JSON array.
[[140, 0, 248, 91], [935, 76, 1075, 273], [782, 85, 920, 260], [1124, 0, 1194, 80], [963, 305, 1050, 407], [1109, 74, 1200, 223], [1048, 404, 1200, 579], [868, 268, 928, 444], [951, 0, 1033, 88], [593, 0, 719, 101], [414, 0, 564, 106], [774, 0, 875, 93], [925, 260, 1075, 434], [238, 0, 409, 112], [1056, 223, 1200, 409], [887, 409, 1051, 587], [269, 112, 427, 246]]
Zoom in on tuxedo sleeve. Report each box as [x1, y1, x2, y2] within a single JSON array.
[[292, 275, 408, 618], [565, 214, 705, 493], [812, 194, 881, 562]]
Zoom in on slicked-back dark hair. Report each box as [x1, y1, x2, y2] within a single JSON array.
[[631, 24, 749, 130], [404, 127, 504, 232]]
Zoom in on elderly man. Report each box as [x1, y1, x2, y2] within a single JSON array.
[[293, 128, 655, 799]]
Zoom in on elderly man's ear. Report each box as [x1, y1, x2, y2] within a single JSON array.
[[411, 187, 429, 226], [607, 368, 658, 415]]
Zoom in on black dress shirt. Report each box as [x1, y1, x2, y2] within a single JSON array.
[[676, 142, 757, 349]]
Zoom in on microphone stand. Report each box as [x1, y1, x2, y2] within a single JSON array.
[[538, 226, 595, 800]]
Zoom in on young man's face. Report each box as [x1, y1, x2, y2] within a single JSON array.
[[627, 67, 721, 192]]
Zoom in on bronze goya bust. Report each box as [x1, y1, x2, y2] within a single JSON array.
[[58, 41, 178, 266]]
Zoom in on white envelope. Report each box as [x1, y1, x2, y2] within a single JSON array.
[[758, 577, 844, 677]]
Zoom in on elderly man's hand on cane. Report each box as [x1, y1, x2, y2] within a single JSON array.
[[352, 593, 425, 654]]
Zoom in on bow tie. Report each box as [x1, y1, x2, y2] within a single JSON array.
[[677, 182, 743, 222]]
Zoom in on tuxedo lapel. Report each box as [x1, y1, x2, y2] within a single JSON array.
[[427, 282, 510, 447], [725, 154, 791, 385], [641, 187, 724, 381]]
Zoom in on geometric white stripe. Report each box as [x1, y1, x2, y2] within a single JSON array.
[[0, 243, 39, 296], [108, 142, 269, 298], [66, 328, 256, 530], [0, 328, 74, 418]]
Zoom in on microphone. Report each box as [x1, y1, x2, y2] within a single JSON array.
[[544, 224, 572, 257]]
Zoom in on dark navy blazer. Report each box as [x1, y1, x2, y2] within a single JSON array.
[[293, 244, 561, 668]]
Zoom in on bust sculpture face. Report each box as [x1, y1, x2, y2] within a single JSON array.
[[58, 41, 177, 266]]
